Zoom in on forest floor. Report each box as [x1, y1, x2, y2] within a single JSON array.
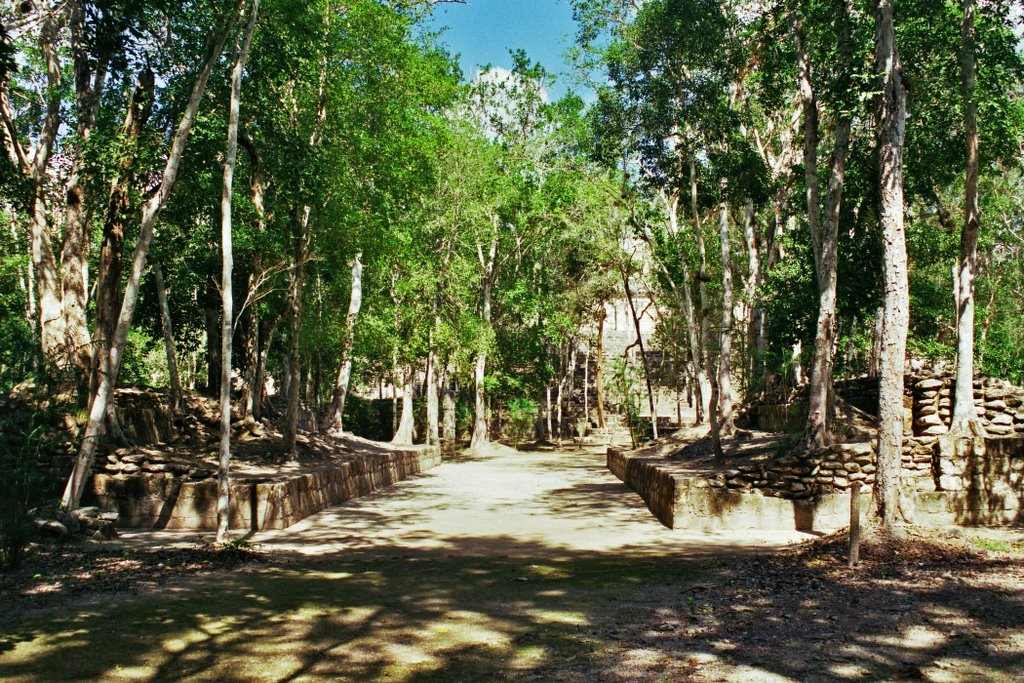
[[2, 442, 1023, 681]]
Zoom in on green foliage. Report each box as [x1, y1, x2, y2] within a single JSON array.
[[607, 357, 644, 448], [0, 411, 52, 570], [0, 223, 38, 392], [506, 397, 538, 449]]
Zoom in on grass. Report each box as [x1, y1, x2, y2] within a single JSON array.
[[969, 536, 1024, 555], [0, 555, 705, 682]]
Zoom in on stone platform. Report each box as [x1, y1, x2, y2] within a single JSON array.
[[609, 436, 1024, 532], [91, 445, 441, 532]]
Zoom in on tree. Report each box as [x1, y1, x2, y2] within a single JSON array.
[[61, 1, 242, 511], [217, 0, 259, 543], [949, 0, 982, 435], [873, 0, 910, 528], [796, 0, 855, 449]]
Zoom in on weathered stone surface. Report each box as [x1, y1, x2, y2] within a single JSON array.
[[990, 413, 1014, 426], [921, 425, 949, 436], [91, 446, 442, 532], [35, 519, 69, 538], [915, 414, 943, 427], [939, 475, 963, 491]]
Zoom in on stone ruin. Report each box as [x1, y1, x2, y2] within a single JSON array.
[[910, 375, 1024, 438], [610, 371, 1024, 530]]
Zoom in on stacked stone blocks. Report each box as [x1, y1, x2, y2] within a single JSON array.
[[92, 446, 442, 531]]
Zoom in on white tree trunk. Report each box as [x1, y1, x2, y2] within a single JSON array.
[[325, 251, 363, 434], [665, 189, 710, 423], [217, 0, 259, 543], [583, 344, 590, 427], [0, 13, 64, 362], [392, 367, 415, 445], [441, 364, 456, 446], [426, 346, 439, 445]]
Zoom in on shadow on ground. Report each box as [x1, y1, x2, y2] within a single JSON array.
[[1, 533, 1021, 682]]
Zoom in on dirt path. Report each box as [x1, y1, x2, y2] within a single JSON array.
[[236, 444, 811, 559]]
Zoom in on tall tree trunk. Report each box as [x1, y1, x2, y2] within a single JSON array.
[[717, 189, 736, 440], [622, 269, 658, 440], [557, 342, 574, 441], [61, 4, 241, 511], [426, 343, 439, 446], [392, 367, 415, 445], [217, 0, 258, 543], [61, 195, 91, 395], [30, 184, 64, 362], [153, 262, 182, 416], [662, 189, 710, 423], [284, 207, 309, 458], [254, 313, 283, 422], [798, 5, 853, 449], [62, 1, 110, 389], [242, 307, 260, 424], [470, 233, 497, 453], [544, 384, 553, 441], [950, 0, 983, 435], [325, 251, 363, 433], [873, 0, 911, 528]]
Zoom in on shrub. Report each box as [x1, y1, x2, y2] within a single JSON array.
[[506, 397, 538, 449], [0, 414, 50, 570]]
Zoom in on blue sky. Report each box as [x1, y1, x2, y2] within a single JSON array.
[[425, 0, 583, 100]]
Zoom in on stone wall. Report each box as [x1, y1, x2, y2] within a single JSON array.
[[91, 446, 441, 531], [910, 376, 1024, 438], [713, 442, 876, 499], [609, 436, 1024, 531], [608, 448, 676, 527]]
